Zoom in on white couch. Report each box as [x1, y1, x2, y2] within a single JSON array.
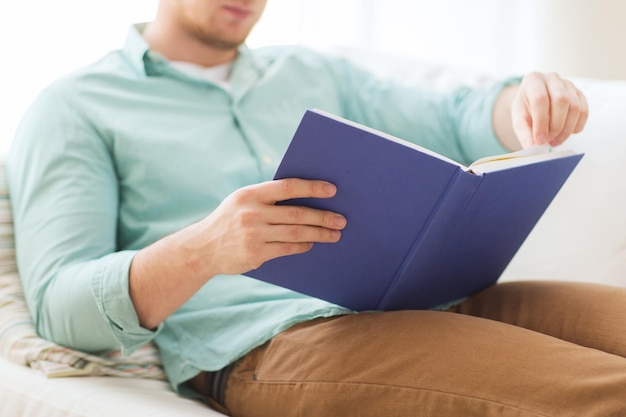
[[1, 53, 624, 417], [501, 76, 626, 287]]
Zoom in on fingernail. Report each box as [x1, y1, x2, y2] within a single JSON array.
[[335, 215, 347, 227], [535, 133, 547, 144], [325, 184, 336, 195]]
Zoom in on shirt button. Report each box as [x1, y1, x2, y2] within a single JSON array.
[[261, 155, 273, 165]]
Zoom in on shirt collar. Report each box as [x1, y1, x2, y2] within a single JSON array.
[[121, 23, 271, 90], [122, 23, 153, 77]]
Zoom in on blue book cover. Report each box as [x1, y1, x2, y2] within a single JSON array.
[[245, 109, 583, 311]]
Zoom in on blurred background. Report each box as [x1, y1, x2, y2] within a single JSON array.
[[1, 0, 624, 152]]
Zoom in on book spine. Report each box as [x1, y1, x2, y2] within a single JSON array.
[[376, 170, 483, 310]]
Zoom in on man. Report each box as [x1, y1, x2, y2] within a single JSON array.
[[7, 0, 626, 415]]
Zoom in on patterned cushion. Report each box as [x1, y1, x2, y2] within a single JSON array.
[[0, 159, 165, 379]]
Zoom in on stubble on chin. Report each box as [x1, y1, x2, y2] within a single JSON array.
[[186, 21, 248, 51]]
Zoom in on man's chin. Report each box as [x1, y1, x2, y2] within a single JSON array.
[[200, 34, 247, 52]]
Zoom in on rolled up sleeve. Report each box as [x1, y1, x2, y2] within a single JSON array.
[[7, 83, 159, 354], [326, 55, 520, 165], [92, 251, 162, 353]]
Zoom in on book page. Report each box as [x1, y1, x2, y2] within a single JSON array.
[[469, 145, 577, 174]]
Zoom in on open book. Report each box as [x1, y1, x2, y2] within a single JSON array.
[[245, 109, 583, 311]]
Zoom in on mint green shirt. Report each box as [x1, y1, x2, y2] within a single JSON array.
[[6, 26, 509, 393]]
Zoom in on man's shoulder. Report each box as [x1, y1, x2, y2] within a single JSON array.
[[46, 50, 136, 95], [21, 49, 138, 128]]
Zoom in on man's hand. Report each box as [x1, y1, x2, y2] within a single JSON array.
[[494, 72, 589, 151], [197, 178, 347, 275], [512, 72, 589, 148], [130, 178, 346, 329]]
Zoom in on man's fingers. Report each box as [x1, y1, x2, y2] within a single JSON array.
[[545, 72, 571, 140], [275, 178, 337, 203], [264, 241, 315, 260], [573, 87, 589, 134], [267, 224, 342, 244], [550, 81, 585, 146], [269, 205, 346, 230], [524, 73, 551, 144], [515, 72, 589, 148], [254, 178, 337, 204], [511, 110, 534, 149]]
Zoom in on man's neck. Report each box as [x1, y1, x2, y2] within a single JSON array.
[[142, 21, 238, 68]]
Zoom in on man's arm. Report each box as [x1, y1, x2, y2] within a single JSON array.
[[7, 87, 149, 353], [129, 179, 347, 329], [9, 85, 348, 345], [324, 54, 586, 166], [131, 69, 590, 330], [493, 72, 589, 151]]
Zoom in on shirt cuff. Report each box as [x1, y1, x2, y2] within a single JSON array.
[[91, 250, 162, 354]]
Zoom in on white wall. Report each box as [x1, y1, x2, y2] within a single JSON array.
[[295, 0, 626, 79], [2, 0, 624, 152], [0, 0, 303, 153], [0, 1, 159, 153], [525, 0, 626, 80]]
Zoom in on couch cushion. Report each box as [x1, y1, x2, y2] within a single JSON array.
[[0, 158, 165, 379], [0, 354, 220, 417], [502, 78, 626, 286]]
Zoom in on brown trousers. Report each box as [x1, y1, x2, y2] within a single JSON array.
[[195, 281, 626, 416]]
